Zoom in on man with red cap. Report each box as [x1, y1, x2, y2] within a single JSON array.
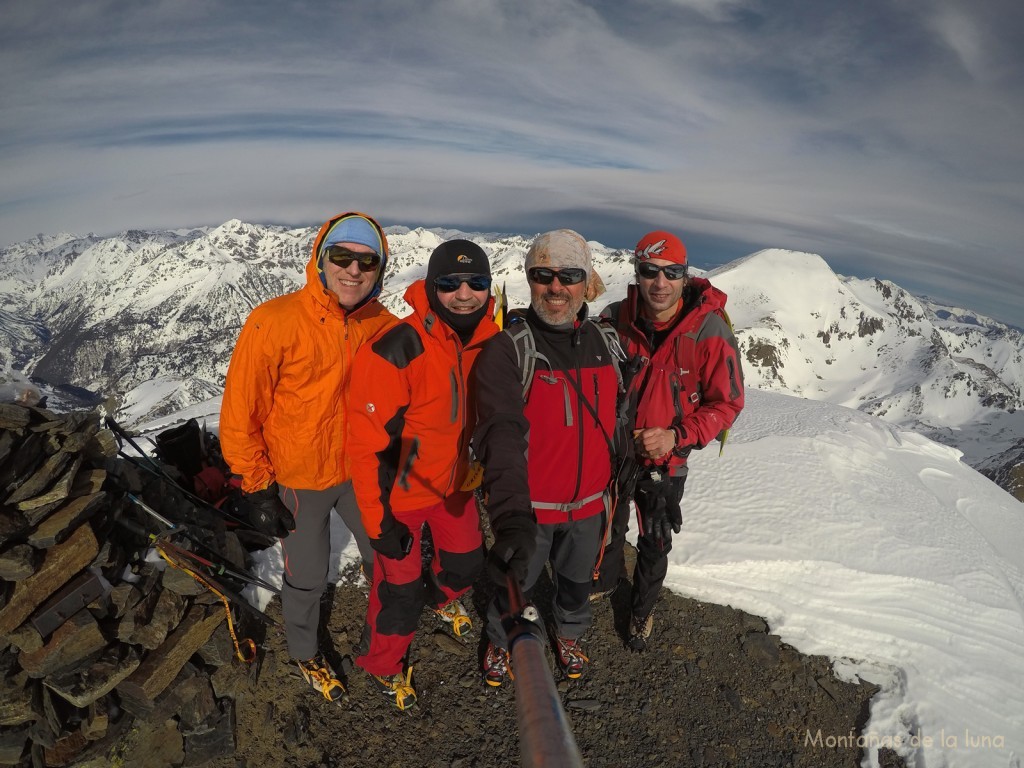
[[592, 230, 744, 650]]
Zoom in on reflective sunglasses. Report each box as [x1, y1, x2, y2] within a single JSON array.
[[636, 261, 688, 280], [527, 267, 588, 286], [325, 245, 381, 272], [434, 273, 492, 293]]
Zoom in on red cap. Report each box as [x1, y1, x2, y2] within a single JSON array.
[[634, 231, 687, 265]]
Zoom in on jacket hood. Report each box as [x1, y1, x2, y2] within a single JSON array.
[[305, 211, 390, 312]]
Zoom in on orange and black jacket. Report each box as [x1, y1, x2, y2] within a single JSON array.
[[472, 305, 620, 526], [220, 212, 397, 493], [348, 280, 499, 539]]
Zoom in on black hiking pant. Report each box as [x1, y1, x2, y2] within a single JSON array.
[[594, 474, 687, 621]]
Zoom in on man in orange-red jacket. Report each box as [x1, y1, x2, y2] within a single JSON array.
[[347, 239, 499, 710], [220, 212, 397, 702]]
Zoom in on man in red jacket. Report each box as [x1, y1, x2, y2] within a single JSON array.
[[593, 230, 744, 651], [473, 229, 621, 686], [348, 240, 499, 710]]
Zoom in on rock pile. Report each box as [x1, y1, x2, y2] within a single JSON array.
[[0, 403, 256, 767]]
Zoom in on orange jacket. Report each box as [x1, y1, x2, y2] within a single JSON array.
[[220, 212, 398, 493], [348, 280, 499, 538]]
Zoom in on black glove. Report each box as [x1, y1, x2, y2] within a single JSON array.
[[370, 519, 414, 561], [637, 470, 681, 543], [245, 482, 295, 538], [487, 514, 537, 586]]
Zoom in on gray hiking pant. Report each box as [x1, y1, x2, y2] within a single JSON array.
[[486, 513, 603, 647], [278, 481, 374, 660]]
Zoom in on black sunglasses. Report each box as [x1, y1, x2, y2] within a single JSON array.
[[434, 273, 492, 293], [325, 245, 381, 272], [527, 267, 587, 286], [636, 262, 688, 280]]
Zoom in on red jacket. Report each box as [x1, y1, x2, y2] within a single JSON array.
[[348, 280, 499, 538], [472, 306, 620, 525], [604, 278, 744, 477]]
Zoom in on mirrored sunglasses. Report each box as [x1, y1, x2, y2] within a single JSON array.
[[527, 267, 588, 286], [636, 262, 688, 280], [325, 245, 381, 272], [434, 273, 492, 293]]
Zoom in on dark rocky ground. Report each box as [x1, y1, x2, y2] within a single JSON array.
[[89, 545, 906, 768]]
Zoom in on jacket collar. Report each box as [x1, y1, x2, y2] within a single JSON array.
[[625, 277, 725, 334], [405, 279, 499, 348]]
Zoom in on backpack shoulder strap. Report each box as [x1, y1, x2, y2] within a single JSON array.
[[506, 316, 626, 402], [504, 319, 551, 401], [592, 319, 626, 393]]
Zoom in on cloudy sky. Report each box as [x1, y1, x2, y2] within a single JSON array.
[[3, 0, 1023, 326]]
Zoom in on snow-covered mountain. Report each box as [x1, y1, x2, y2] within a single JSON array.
[[708, 249, 1024, 498], [1, 222, 1022, 498]]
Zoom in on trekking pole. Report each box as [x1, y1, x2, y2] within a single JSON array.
[[126, 494, 281, 594], [504, 573, 584, 768], [106, 416, 250, 528], [114, 517, 281, 628]]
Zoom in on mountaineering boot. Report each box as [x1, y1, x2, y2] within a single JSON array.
[[628, 611, 655, 653], [371, 667, 417, 711], [482, 642, 513, 687], [434, 599, 472, 637], [296, 653, 346, 702], [552, 635, 589, 679]]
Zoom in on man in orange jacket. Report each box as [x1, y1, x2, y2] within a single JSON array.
[[347, 239, 499, 710], [220, 212, 397, 702]]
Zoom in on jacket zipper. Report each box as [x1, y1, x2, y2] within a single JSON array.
[[570, 355, 584, 505], [340, 314, 351, 460], [443, 342, 465, 496]]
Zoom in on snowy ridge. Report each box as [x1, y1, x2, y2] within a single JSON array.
[[673, 389, 1024, 768], [709, 249, 1024, 482], [0, 223, 1021, 492]]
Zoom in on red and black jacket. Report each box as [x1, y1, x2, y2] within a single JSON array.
[[604, 277, 744, 477], [472, 305, 620, 526]]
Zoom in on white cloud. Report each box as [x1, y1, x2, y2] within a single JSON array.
[[1, 0, 1023, 324]]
